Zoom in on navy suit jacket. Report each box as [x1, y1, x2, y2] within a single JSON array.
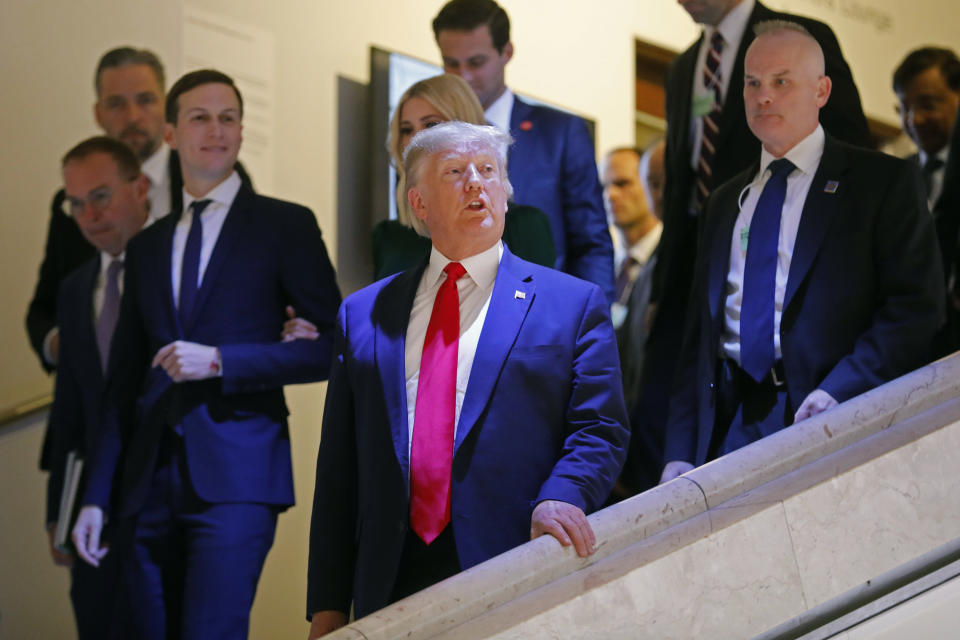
[[664, 136, 945, 466], [507, 96, 615, 302], [653, 1, 871, 351], [82, 184, 341, 518], [46, 257, 108, 524], [306, 246, 629, 619]]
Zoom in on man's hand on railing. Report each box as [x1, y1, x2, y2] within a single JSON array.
[[659, 460, 694, 484], [531, 499, 596, 557], [308, 610, 348, 639], [794, 388, 838, 423]]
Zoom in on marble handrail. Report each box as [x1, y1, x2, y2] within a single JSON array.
[[322, 352, 960, 640]]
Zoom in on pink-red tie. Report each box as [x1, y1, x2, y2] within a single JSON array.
[[410, 262, 467, 544]]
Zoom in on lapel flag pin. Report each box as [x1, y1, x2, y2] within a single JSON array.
[[520, 120, 533, 131], [824, 180, 839, 193], [515, 290, 526, 299]]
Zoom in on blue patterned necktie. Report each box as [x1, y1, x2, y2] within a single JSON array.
[[740, 158, 794, 382], [179, 199, 212, 327]]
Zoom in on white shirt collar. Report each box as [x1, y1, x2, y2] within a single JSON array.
[[759, 124, 825, 180], [140, 142, 170, 188], [484, 88, 514, 133], [628, 221, 663, 266], [182, 171, 242, 213], [425, 241, 502, 292], [918, 145, 950, 168], [704, 0, 753, 52]]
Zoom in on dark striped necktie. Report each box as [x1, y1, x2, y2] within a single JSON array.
[[695, 31, 726, 209]]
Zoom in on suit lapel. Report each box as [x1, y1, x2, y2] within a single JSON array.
[[709, 168, 755, 324], [673, 43, 698, 140], [784, 136, 848, 310], [78, 257, 106, 379], [182, 187, 251, 334], [507, 97, 535, 168], [375, 262, 426, 483], [157, 215, 183, 337], [455, 248, 534, 454]]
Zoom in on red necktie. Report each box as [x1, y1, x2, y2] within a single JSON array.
[[410, 262, 467, 544]]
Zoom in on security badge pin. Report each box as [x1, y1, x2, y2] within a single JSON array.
[[515, 290, 526, 299], [824, 180, 839, 193]]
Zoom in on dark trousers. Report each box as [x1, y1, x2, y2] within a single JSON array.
[[389, 525, 461, 603], [125, 432, 278, 640], [70, 520, 132, 640], [710, 359, 793, 460]]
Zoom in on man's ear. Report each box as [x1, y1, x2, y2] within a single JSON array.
[[93, 100, 105, 131], [133, 174, 150, 203], [162, 122, 177, 150], [815, 75, 832, 108], [501, 41, 514, 64], [408, 186, 428, 223]]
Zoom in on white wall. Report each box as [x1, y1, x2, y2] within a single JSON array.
[[1, 1, 958, 638]]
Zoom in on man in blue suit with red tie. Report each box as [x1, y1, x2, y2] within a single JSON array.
[[432, 0, 615, 303], [72, 69, 342, 639], [306, 121, 629, 638], [46, 136, 150, 639]]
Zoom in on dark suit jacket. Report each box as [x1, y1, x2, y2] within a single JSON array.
[[26, 152, 252, 372], [616, 254, 657, 415], [29, 152, 250, 471], [82, 184, 340, 518], [652, 1, 872, 350], [306, 246, 629, 619], [45, 256, 108, 524], [906, 151, 946, 210], [931, 110, 960, 354], [664, 136, 944, 466], [507, 96, 615, 302]]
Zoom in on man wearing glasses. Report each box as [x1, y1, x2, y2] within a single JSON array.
[[45, 135, 152, 639], [27, 47, 169, 373]]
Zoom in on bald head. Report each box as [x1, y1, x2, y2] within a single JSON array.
[[744, 22, 832, 156]]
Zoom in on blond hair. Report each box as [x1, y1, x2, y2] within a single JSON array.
[[387, 74, 486, 225]]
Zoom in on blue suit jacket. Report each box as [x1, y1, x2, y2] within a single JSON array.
[[306, 246, 629, 618], [507, 96, 614, 302], [46, 257, 107, 524], [83, 185, 341, 518], [665, 136, 944, 466]]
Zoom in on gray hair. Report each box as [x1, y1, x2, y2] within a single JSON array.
[[402, 121, 514, 237], [753, 19, 814, 40], [95, 46, 166, 95], [752, 20, 825, 74]]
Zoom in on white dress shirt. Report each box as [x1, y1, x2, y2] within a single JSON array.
[[484, 88, 514, 133], [919, 146, 949, 209], [688, 0, 755, 170], [171, 171, 241, 307], [141, 142, 172, 219], [722, 125, 825, 363], [404, 241, 502, 458]]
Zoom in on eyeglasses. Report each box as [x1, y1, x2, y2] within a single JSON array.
[[62, 186, 117, 218]]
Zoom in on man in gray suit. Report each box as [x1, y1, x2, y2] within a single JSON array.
[[602, 141, 664, 496]]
